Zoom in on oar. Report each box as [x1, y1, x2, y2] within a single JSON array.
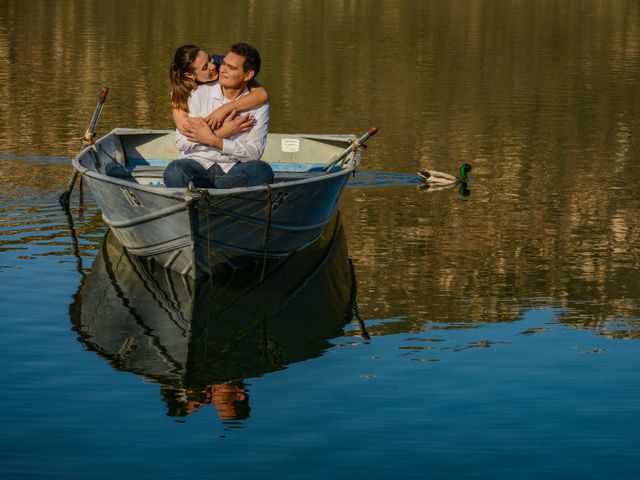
[[59, 86, 109, 207], [323, 127, 378, 172]]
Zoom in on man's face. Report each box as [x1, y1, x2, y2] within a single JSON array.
[[219, 52, 253, 89], [187, 50, 218, 84]]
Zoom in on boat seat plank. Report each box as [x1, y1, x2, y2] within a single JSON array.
[[108, 164, 333, 186]]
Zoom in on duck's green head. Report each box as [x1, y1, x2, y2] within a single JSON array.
[[460, 163, 472, 180]]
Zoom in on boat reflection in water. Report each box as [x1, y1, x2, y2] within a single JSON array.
[[71, 215, 355, 421]]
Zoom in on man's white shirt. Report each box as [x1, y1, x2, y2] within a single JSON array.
[[175, 82, 269, 172]]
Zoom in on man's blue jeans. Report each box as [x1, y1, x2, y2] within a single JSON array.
[[163, 159, 274, 188]]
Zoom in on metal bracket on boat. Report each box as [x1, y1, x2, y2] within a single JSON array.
[[323, 127, 378, 172], [348, 138, 367, 152], [184, 182, 209, 203], [120, 186, 143, 207], [81, 134, 97, 146]]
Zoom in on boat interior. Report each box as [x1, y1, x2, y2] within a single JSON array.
[[90, 130, 356, 187]]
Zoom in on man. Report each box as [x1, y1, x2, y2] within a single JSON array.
[[165, 43, 272, 189]]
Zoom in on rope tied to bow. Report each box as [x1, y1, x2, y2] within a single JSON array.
[[81, 134, 97, 146], [347, 138, 367, 153], [260, 184, 274, 283], [187, 183, 213, 277]]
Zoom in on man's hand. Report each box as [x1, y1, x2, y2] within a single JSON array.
[[183, 117, 217, 146], [215, 110, 256, 139], [204, 105, 231, 131]]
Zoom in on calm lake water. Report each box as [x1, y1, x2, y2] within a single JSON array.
[[1, 0, 640, 478]]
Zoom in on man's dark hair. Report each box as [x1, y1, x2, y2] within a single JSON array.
[[230, 42, 261, 77]]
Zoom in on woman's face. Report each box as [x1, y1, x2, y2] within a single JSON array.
[[187, 50, 218, 84]]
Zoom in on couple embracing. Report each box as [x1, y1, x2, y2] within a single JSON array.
[[165, 43, 272, 189]]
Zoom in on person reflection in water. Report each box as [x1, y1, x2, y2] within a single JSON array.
[[161, 380, 250, 421]]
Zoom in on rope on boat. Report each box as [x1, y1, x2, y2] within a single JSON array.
[[186, 182, 274, 281], [81, 134, 97, 146], [203, 190, 213, 277], [189, 183, 214, 277], [348, 137, 365, 152], [260, 184, 274, 283]]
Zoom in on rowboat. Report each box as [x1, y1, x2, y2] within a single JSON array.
[[71, 214, 355, 417], [71, 126, 377, 278]]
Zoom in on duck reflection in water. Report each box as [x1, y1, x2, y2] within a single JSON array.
[[70, 214, 357, 422], [419, 181, 471, 198]]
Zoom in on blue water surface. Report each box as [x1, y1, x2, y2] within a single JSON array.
[[1, 186, 638, 479]]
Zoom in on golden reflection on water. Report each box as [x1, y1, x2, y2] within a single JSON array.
[[1, 0, 640, 339], [339, 179, 640, 339], [0, 159, 104, 264]]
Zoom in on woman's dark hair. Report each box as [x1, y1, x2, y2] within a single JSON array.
[[170, 44, 202, 111], [230, 43, 261, 78]]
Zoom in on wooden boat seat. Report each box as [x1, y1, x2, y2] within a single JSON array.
[[108, 165, 166, 186], [107, 165, 331, 186]]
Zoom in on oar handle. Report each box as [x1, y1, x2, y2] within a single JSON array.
[[323, 127, 379, 171], [60, 86, 109, 207], [358, 127, 379, 144], [83, 86, 109, 144], [98, 86, 109, 103]]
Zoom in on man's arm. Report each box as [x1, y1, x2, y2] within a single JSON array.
[[204, 82, 268, 130]]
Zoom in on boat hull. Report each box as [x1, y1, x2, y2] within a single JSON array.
[[74, 129, 360, 278]]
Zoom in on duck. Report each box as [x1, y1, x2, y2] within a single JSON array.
[[417, 163, 472, 186]]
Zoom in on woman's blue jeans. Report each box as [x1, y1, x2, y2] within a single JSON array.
[[163, 159, 274, 188]]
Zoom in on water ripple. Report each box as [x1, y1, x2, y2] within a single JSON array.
[[0, 158, 106, 271]]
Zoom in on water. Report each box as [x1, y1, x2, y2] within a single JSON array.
[[1, 0, 640, 478]]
